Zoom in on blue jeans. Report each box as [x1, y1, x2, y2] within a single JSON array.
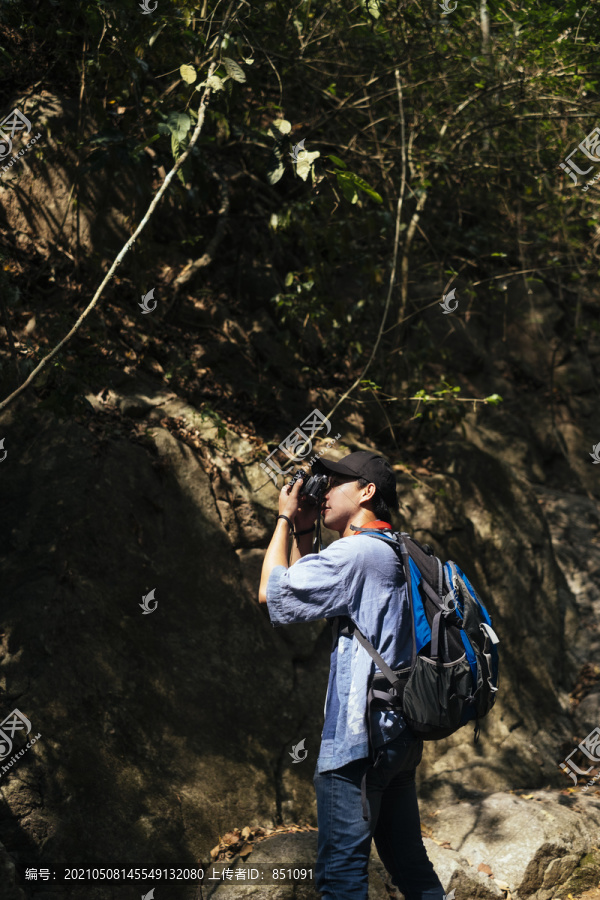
[[313, 732, 446, 900]]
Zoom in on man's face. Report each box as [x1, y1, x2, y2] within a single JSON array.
[[322, 475, 367, 531]]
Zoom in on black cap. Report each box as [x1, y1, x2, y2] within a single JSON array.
[[312, 451, 398, 510]]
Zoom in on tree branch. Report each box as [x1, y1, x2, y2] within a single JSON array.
[[174, 169, 231, 290], [0, 1, 240, 412], [323, 70, 406, 427]]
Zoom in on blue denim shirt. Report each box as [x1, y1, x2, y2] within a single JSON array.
[[266, 528, 412, 772]]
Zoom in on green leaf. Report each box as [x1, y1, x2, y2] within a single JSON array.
[[336, 171, 382, 204], [285, 272, 295, 287], [360, 0, 382, 18], [337, 173, 358, 204], [267, 147, 286, 185], [171, 132, 180, 159], [148, 23, 166, 47], [180, 64, 197, 84], [484, 394, 503, 405], [328, 154, 347, 169], [222, 57, 246, 83], [296, 149, 320, 181], [166, 112, 191, 140], [132, 134, 160, 155]]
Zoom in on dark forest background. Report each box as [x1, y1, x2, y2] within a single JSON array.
[[1, 2, 600, 899]]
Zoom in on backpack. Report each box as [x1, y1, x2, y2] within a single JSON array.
[[339, 527, 500, 747]]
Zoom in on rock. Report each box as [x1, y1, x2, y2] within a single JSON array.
[[204, 831, 427, 900], [422, 790, 600, 899], [0, 840, 26, 900]]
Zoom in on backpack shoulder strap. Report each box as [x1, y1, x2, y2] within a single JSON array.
[[398, 532, 444, 600], [355, 529, 444, 601], [345, 529, 418, 671]]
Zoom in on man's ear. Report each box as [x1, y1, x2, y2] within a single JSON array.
[[359, 482, 377, 506]]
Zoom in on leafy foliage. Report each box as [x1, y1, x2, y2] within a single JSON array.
[[0, 0, 597, 441]]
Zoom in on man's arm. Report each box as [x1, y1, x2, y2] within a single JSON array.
[[258, 517, 292, 605], [258, 479, 318, 605], [289, 529, 315, 565]]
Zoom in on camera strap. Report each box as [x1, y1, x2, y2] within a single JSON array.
[[313, 515, 322, 553]]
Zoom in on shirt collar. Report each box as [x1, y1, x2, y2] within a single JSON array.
[[351, 519, 392, 533]]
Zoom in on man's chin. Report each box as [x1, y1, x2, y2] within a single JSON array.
[[321, 509, 339, 531]]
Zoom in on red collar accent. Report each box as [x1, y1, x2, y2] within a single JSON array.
[[352, 520, 392, 534]]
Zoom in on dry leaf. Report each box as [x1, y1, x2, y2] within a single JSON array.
[[239, 843, 253, 858], [241, 826, 251, 840], [478, 863, 493, 876]]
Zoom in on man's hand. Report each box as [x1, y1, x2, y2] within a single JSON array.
[[278, 478, 303, 520], [279, 477, 319, 531]]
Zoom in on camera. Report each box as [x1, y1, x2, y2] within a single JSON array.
[[289, 468, 330, 506]]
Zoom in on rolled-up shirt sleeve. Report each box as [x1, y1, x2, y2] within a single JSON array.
[[266, 544, 352, 625]]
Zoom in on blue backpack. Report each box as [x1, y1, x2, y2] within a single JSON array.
[[340, 527, 500, 746]]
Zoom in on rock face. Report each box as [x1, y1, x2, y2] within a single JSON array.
[[203, 789, 600, 900], [0, 368, 600, 900], [0, 317, 599, 900]]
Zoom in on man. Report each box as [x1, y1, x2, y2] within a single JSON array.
[[258, 451, 446, 900]]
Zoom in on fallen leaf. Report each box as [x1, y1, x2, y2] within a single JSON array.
[[239, 843, 253, 858], [478, 863, 493, 876], [241, 826, 251, 840]]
